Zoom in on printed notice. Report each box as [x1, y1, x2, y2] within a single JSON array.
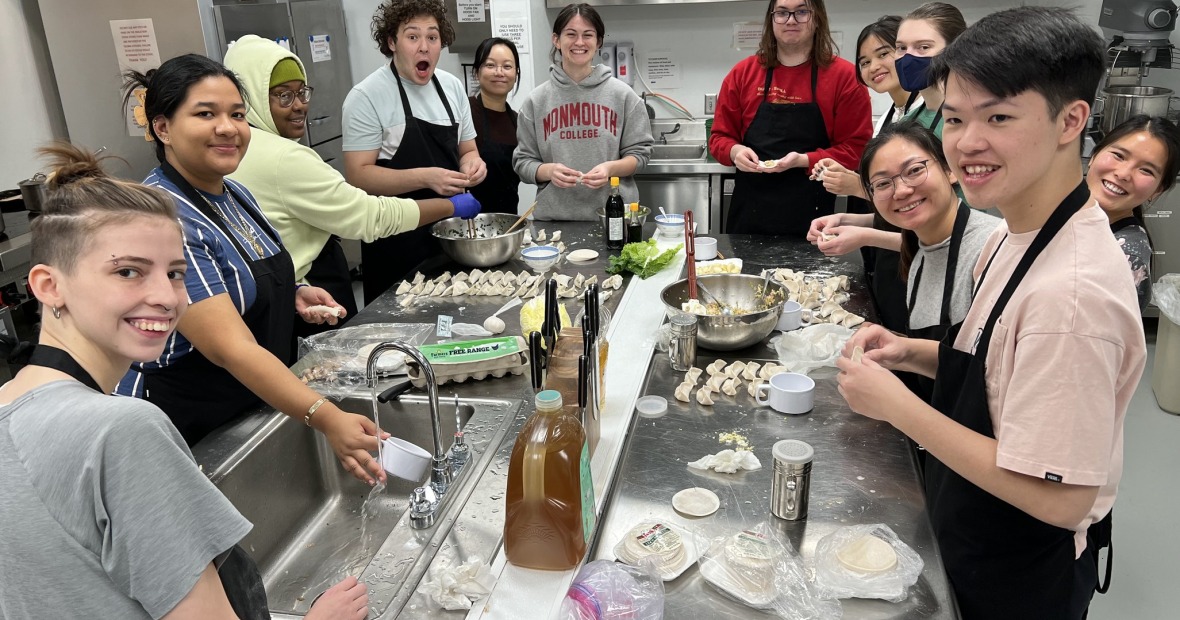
[[310, 34, 331, 62], [492, 11, 530, 54], [640, 51, 681, 89], [457, 0, 486, 23], [734, 22, 763, 49], [111, 19, 162, 137]]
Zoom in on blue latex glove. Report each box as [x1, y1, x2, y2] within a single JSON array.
[[449, 193, 481, 219]]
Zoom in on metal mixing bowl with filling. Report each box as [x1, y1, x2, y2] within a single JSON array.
[[431, 212, 527, 268], [661, 274, 787, 351]]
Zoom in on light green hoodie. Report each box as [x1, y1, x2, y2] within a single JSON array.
[[224, 34, 420, 282]]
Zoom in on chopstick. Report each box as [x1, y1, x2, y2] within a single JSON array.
[[685, 210, 697, 300], [505, 201, 539, 235]]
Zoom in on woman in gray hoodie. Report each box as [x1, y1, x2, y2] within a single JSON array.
[[513, 3, 653, 221]]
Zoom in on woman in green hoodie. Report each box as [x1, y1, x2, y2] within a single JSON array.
[[224, 35, 478, 324]]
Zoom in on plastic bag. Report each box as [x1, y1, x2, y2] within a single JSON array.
[[294, 323, 433, 396], [770, 323, 855, 375], [559, 559, 664, 620], [611, 521, 706, 582], [811, 524, 924, 603], [1153, 274, 1180, 323], [697, 522, 841, 619]]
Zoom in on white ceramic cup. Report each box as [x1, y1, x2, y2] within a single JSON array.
[[379, 436, 432, 481], [776, 300, 813, 331], [694, 237, 718, 260], [755, 372, 815, 414]]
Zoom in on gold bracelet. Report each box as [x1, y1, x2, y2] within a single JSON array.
[[304, 397, 327, 427]]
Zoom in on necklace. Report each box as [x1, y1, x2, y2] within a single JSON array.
[[199, 186, 264, 256]]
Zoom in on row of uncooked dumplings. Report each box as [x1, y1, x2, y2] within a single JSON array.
[[395, 269, 545, 298], [673, 359, 788, 406], [761, 269, 865, 328]]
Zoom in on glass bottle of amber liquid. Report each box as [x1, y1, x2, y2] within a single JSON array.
[[504, 390, 595, 570]]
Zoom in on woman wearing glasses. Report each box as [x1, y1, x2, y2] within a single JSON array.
[[224, 35, 477, 328], [469, 37, 522, 214], [709, 0, 871, 236], [860, 120, 997, 352]]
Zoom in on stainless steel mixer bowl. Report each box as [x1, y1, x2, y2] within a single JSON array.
[[661, 274, 786, 351], [431, 212, 526, 268]]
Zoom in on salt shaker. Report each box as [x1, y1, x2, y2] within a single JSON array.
[[771, 439, 814, 521], [668, 313, 698, 371]]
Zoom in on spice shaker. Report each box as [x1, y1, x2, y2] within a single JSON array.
[[771, 439, 814, 521], [668, 313, 697, 371]]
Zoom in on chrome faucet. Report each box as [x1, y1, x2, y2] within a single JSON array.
[[366, 342, 453, 528], [658, 123, 681, 145]]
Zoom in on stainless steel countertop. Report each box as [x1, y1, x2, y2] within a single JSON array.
[[638, 159, 736, 175]]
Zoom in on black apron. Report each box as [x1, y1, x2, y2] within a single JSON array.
[[727, 64, 836, 237], [927, 182, 1106, 618], [145, 163, 296, 446], [362, 72, 461, 304], [27, 345, 272, 620], [911, 102, 944, 135], [296, 235, 357, 339], [470, 94, 520, 215]]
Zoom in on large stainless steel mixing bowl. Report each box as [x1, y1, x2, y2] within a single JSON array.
[[661, 274, 786, 351], [431, 212, 526, 268]]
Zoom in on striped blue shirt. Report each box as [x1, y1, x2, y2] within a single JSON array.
[[116, 169, 284, 398]]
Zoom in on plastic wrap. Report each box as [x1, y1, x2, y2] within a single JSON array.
[[697, 522, 841, 619], [295, 323, 433, 396], [1153, 274, 1180, 323], [770, 323, 855, 375], [559, 559, 664, 620], [611, 521, 705, 581], [811, 524, 924, 603]]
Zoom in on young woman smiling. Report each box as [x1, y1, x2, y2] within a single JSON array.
[[120, 55, 387, 487], [513, 3, 653, 221], [895, 2, 967, 138], [1086, 114, 1180, 311], [469, 37, 522, 214]]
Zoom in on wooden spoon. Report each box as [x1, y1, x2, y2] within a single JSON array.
[[505, 201, 539, 235]]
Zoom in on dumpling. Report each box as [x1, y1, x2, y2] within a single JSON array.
[[826, 275, 849, 291], [555, 242, 567, 253], [799, 291, 821, 310], [747, 378, 765, 397], [841, 312, 866, 328], [502, 272, 517, 286], [452, 271, 469, 283], [695, 389, 715, 406], [603, 274, 623, 290], [409, 281, 425, 295], [551, 230, 562, 242], [536, 229, 547, 242], [515, 282, 531, 297], [685, 367, 704, 384], [721, 377, 739, 396], [399, 294, 416, 308], [817, 299, 842, 319], [469, 268, 485, 283], [433, 271, 451, 285], [705, 374, 726, 393], [741, 362, 762, 381], [395, 280, 412, 295], [584, 275, 598, 288], [411, 272, 426, 285], [573, 273, 585, 289], [439, 285, 454, 296], [553, 274, 572, 288], [451, 281, 471, 296], [709, 359, 728, 374], [724, 361, 747, 377], [760, 364, 783, 379], [558, 285, 579, 299], [674, 382, 693, 402], [487, 271, 503, 285]]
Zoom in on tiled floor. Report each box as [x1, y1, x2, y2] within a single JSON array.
[[1089, 320, 1179, 618]]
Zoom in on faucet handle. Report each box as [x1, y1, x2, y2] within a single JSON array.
[[409, 486, 439, 529]]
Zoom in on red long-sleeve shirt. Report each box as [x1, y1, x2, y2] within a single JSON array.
[[708, 55, 872, 171]]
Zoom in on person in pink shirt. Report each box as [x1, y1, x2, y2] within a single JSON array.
[[835, 7, 1146, 619]]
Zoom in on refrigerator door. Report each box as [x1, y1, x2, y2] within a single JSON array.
[[213, 3, 293, 55], [289, 0, 352, 147]]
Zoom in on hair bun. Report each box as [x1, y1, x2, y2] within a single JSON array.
[[38, 142, 110, 189]]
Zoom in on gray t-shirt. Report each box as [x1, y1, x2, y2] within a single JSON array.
[[0, 381, 251, 619], [1113, 220, 1152, 312], [907, 208, 1001, 331]]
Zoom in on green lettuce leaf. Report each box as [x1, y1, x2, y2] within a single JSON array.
[[606, 239, 683, 279]]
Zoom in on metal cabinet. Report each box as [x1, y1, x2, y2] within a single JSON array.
[[635, 175, 711, 233]]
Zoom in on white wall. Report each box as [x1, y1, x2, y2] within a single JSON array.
[[2, 0, 67, 189]]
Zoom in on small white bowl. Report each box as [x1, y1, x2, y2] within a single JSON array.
[[694, 237, 718, 261], [379, 436, 432, 481], [521, 245, 560, 272], [654, 214, 686, 237]]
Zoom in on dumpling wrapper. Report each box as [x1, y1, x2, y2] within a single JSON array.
[[741, 362, 762, 381], [685, 367, 704, 384], [674, 382, 694, 402], [837, 535, 898, 573], [695, 389, 715, 406], [721, 377, 739, 396]]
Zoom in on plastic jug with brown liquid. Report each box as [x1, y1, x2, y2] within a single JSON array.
[[504, 390, 595, 570]]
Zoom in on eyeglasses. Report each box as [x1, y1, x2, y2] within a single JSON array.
[[770, 9, 813, 24], [481, 61, 516, 73], [868, 160, 931, 198], [269, 85, 314, 108]]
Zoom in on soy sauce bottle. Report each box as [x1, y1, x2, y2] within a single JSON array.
[[626, 202, 643, 243], [604, 177, 624, 250]]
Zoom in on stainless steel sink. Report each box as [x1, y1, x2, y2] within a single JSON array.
[[650, 143, 706, 160], [202, 391, 521, 617]]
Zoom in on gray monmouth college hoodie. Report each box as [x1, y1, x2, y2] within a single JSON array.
[[513, 63, 653, 221]]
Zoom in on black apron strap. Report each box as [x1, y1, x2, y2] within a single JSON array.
[[158, 161, 280, 253], [762, 65, 774, 102], [906, 201, 969, 325], [1109, 216, 1140, 234], [27, 345, 102, 393], [433, 74, 456, 125]]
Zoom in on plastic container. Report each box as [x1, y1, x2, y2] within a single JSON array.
[[559, 560, 664, 620], [1152, 274, 1180, 414], [505, 390, 595, 570]]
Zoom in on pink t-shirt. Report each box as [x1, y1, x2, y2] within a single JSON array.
[[953, 203, 1146, 557]]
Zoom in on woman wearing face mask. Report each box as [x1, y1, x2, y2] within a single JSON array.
[[1086, 115, 1180, 311], [861, 120, 998, 354], [895, 2, 967, 138], [0, 144, 368, 620], [119, 55, 387, 487], [469, 37, 522, 214], [223, 35, 476, 335], [513, 3, 653, 221]]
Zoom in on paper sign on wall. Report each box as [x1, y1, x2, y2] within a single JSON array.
[[462, 63, 479, 96], [733, 22, 762, 50], [492, 9, 530, 54], [640, 51, 681, 89], [457, 0, 486, 23], [310, 34, 331, 62], [110, 19, 162, 137]]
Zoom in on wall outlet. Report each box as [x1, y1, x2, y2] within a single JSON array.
[[704, 93, 717, 115]]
